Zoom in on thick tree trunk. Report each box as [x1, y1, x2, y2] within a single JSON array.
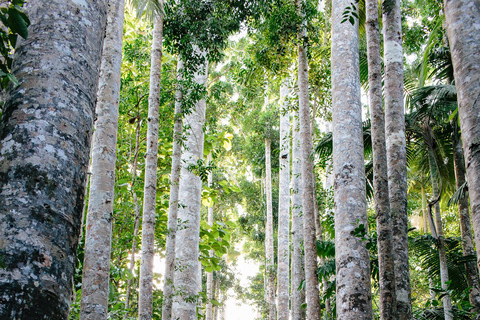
[[427, 149, 453, 320], [264, 137, 277, 320], [162, 58, 184, 320], [382, 1, 412, 318], [277, 84, 290, 320], [452, 131, 480, 309], [171, 50, 208, 320], [332, 0, 373, 319], [296, 1, 321, 319], [0, 0, 107, 318], [80, 0, 125, 318], [365, 1, 397, 319], [206, 154, 214, 320], [443, 0, 480, 288], [125, 117, 142, 313], [138, 14, 164, 320], [291, 111, 306, 320]]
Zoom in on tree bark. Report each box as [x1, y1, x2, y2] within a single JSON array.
[[382, 1, 412, 318], [427, 148, 453, 320], [0, 0, 107, 318], [138, 13, 164, 320], [125, 117, 143, 313], [296, 1, 321, 319], [452, 129, 480, 309], [277, 83, 290, 320], [443, 0, 480, 289], [171, 49, 208, 320], [162, 58, 184, 320], [291, 111, 306, 320], [332, 0, 373, 319], [206, 154, 214, 320], [80, 0, 125, 318], [264, 137, 276, 320], [365, 1, 397, 319]]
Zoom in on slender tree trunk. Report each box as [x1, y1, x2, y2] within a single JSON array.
[[162, 58, 185, 320], [427, 149, 453, 320], [264, 137, 277, 320], [80, 0, 125, 318], [206, 154, 214, 320], [332, 0, 373, 319], [365, 1, 397, 319], [296, 1, 321, 319], [382, 1, 412, 317], [277, 84, 290, 320], [171, 49, 208, 320], [452, 130, 480, 309], [421, 182, 436, 302], [444, 0, 480, 288], [291, 111, 306, 320], [0, 0, 107, 318], [125, 117, 142, 313], [138, 13, 164, 320]]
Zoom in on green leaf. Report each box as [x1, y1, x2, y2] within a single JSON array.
[[8, 8, 29, 39]]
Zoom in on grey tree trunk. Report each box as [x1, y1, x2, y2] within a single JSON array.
[[206, 154, 214, 320], [264, 137, 277, 320], [427, 149, 453, 320], [365, 1, 397, 319], [291, 111, 306, 320], [125, 117, 142, 313], [452, 130, 480, 309], [382, 1, 412, 318], [296, 1, 321, 319], [332, 0, 373, 319], [162, 58, 184, 320], [171, 50, 208, 320], [0, 0, 107, 318], [277, 84, 290, 320], [138, 14, 164, 320], [444, 0, 480, 288], [80, 0, 125, 318]]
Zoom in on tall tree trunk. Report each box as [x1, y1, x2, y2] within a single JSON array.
[[427, 148, 453, 320], [277, 83, 290, 320], [0, 0, 107, 318], [365, 1, 397, 319], [382, 1, 412, 317], [291, 111, 306, 320], [80, 0, 125, 318], [171, 50, 208, 320], [332, 0, 373, 319], [206, 154, 214, 320], [125, 117, 143, 313], [162, 58, 184, 320], [138, 13, 164, 320], [265, 137, 276, 320], [452, 128, 480, 309], [421, 181, 437, 302], [443, 0, 480, 286], [296, 1, 321, 319]]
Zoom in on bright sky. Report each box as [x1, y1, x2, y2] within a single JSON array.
[[225, 255, 260, 320]]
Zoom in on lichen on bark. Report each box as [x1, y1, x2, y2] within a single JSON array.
[[0, 0, 108, 318]]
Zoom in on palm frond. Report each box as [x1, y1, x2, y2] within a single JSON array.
[[127, 0, 164, 22]]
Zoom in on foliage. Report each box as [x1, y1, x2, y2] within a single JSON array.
[[0, 0, 29, 89]]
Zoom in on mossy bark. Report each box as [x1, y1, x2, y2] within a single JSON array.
[[382, 1, 412, 317], [366, 0, 397, 319]]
